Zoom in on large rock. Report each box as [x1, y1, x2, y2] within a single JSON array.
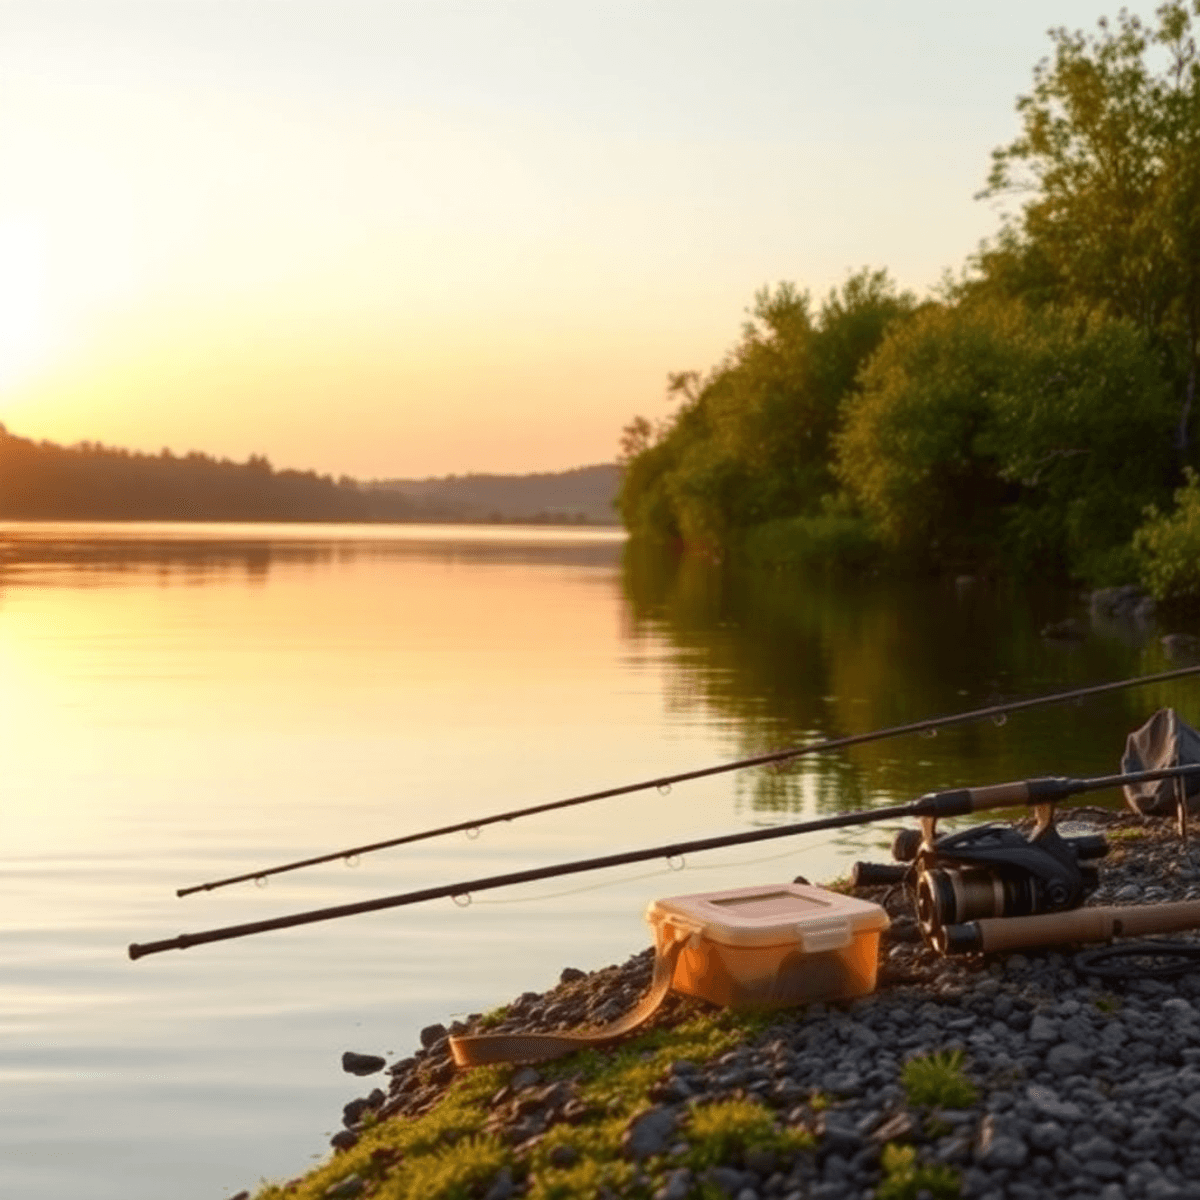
[[341, 1051, 386, 1076]]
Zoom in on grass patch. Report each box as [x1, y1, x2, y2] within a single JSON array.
[[876, 1143, 961, 1200], [254, 1065, 508, 1200], [900, 1050, 977, 1110], [253, 1007, 786, 1200], [1105, 826, 1149, 843], [683, 1097, 814, 1171], [478, 1004, 510, 1029]]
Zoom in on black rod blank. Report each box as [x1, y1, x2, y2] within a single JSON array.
[[129, 763, 1200, 960], [175, 664, 1200, 897]]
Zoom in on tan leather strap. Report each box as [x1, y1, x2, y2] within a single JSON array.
[[449, 934, 685, 1067]]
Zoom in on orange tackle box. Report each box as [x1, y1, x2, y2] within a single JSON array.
[[645, 882, 889, 1009]]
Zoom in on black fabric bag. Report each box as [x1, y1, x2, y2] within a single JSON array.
[[1122, 708, 1200, 816]]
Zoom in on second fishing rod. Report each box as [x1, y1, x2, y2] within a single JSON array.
[[131, 762, 1200, 960], [176, 664, 1200, 897]]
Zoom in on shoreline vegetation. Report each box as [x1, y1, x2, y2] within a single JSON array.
[[0, 425, 621, 526], [617, 4, 1200, 607]]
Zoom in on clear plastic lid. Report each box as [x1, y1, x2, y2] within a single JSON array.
[[646, 882, 889, 950]]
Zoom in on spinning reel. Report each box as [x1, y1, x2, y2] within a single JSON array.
[[852, 806, 1109, 955]]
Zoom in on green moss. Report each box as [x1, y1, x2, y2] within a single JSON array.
[[253, 1066, 507, 1200], [478, 1004, 510, 1029], [252, 1008, 786, 1200], [876, 1143, 961, 1200], [900, 1050, 977, 1110], [683, 1097, 814, 1171], [1104, 826, 1148, 843]]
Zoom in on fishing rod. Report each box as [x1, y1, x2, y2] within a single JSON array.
[[129, 762, 1200, 960], [176, 664, 1200, 897]]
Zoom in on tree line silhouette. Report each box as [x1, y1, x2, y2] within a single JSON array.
[[0, 425, 416, 522]]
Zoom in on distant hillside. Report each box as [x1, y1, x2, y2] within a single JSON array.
[[370, 464, 621, 524]]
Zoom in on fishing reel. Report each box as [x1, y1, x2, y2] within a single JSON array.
[[853, 811, 1109, 955]]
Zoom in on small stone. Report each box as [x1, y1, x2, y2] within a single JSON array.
[[1181, 1091, 1200, 1122], [323, 1175, 364, 1199], [329, 1129, 359, 1152], [1145, 1180, 1186, 1200], [653, 1169, 694, 1200], [743, 1145, 777, 1175], [1045, 1043, 1092, 1076], [341, 1051, 386, 1076], [419, 1023, 447, 1049], [560, 966, 587, 984], [511, 1066, 541, 1091], [1026, 1084, 1083, 1122], [622, 1106, 677, 1161], [703, 1166, 751, 1195], [1029, 1121, 1067, 1151], [482, 1166, 515, 1200], [976, 1115, 1028, 1169], [548, 1144, 579, 1168], [342, 1097, 373, 1127], [1028, 1014, 1059, 1044], [822, 1070, 862, 1096]]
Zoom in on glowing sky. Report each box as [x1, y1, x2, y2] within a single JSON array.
[[0, 1, 1123, 478]]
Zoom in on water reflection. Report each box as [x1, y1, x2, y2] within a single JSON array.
[[620, 543, 1200, 816], [0, 521, 626, 589]]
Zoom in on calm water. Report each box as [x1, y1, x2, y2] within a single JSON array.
[[2, 522, 1198, 1200]]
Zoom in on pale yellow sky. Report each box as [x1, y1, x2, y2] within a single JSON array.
[[0, 0, 1123, 478]]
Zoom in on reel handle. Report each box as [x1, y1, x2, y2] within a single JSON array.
[[851, 861, 909, 888], [941, 898, 1200, 954]]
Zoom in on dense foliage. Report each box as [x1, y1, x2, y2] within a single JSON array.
[[1135, 467, 1200, 599], [617, 271, 914, 548], [619, 2, 1200, 589]]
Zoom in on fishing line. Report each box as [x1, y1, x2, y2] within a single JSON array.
[[173, 665, 1200, 899], [469, 830, 854, 906]]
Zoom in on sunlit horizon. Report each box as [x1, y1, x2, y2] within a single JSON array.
[[0, 0, 1128, 478]]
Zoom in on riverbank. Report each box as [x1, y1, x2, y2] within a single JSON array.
[[246, 815, 1200, 1200]]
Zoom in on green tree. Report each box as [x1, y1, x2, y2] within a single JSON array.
[[617, 270, 912, 547], [981, 2, 1200, 451]]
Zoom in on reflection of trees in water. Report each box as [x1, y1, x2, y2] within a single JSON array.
[[0, 528, 626, 588], [621, 543, 1200, 819]]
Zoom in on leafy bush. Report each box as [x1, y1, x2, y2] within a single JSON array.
[[1135, 468, 1200, 601], [835, 298, 1174, 577], [740, 510, 882, 571]]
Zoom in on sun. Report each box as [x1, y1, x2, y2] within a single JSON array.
[[0, 217, 58, 391]]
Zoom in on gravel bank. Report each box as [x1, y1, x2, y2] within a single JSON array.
[[325, 813, 1200, 1200]]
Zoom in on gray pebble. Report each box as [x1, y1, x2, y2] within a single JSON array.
[[622, 1106, 677, 1161], [653, 1169, 693, 1200]]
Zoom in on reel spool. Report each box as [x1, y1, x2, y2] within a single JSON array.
[[852, 813, 1109, 955]]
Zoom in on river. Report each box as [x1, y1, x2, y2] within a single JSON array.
[[1, 522, 1196, 1199]]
